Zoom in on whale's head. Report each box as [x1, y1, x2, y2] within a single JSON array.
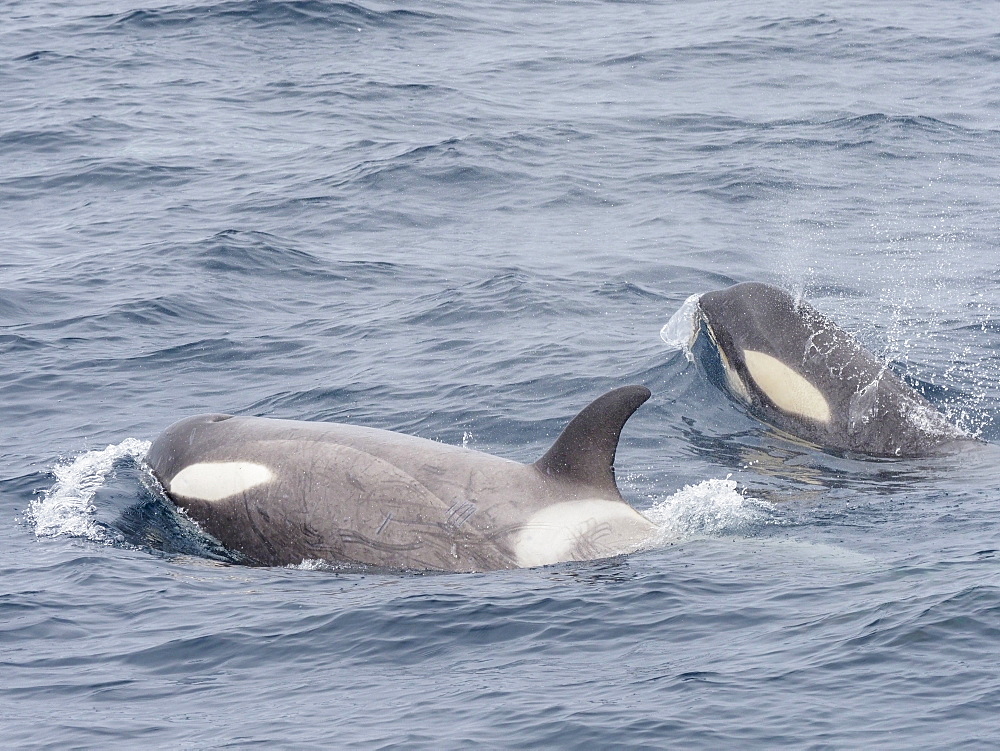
[[668, 281, 968, 457], [694, 282, 836, 425]]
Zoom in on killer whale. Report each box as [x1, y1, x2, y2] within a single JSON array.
[[145, 386, 657, 571], [666, 282, 970, 457]]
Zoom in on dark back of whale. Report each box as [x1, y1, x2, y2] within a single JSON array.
[[145, 386, 654, 570]]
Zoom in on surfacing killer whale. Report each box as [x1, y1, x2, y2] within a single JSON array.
[[675, 281, 970, 457], [146, 386, 657, 571]]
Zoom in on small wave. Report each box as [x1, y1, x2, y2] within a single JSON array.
[[824, 113, 966, 138], [399, 269, 566, 327], [199, 229, 330, 279], [109, 1, 434, 31], [643, 478, 778, 543], [13, 50, 66, 63], [28, 439, 151, 541], [755, 13, 839, 32], [3, 159, 196, 196]]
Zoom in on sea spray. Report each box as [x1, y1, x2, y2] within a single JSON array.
[[28, 438, 151, 541], [643, 477, 778, 544]]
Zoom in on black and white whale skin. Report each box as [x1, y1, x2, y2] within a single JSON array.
[[685, 282, 970, 457], [145, 386, 657, 571]]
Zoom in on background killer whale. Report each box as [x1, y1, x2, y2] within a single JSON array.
[[671, 281, 972, 458], [145, 386, 657, 571]]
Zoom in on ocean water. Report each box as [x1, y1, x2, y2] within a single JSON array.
[[4, 0, 1000, 747]]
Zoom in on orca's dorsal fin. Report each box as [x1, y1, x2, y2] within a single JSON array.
[[533, 385, 651, 498]]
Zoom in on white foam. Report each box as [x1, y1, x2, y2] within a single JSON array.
[[642, 477, 777, 544], [28, 438, 151, 541], [294, 559, 328, 571], [659, 293, 702, 362]]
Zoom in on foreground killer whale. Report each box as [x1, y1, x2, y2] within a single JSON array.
[[145, 386, 656, 571], [680, 282, 969, 457]]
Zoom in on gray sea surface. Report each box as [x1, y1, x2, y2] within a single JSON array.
[[3, 0, 1000, 747]]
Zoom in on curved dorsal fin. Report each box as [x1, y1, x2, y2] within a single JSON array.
[[533, 385, 651, 498]]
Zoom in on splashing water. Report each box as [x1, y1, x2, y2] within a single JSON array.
[[28, 438, 151, 541], [659, 293, 702, 362], [643, 477, 778, 545], [293, 559, 328, 571]]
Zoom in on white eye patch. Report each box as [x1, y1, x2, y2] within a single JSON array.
[[169, 462, 274, 502], [742, 349, 831, 423]]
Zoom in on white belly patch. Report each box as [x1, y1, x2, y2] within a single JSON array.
[[513, 499, 655, 568], [169, 462, 274, 502], [742, 349, 831, 423]]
